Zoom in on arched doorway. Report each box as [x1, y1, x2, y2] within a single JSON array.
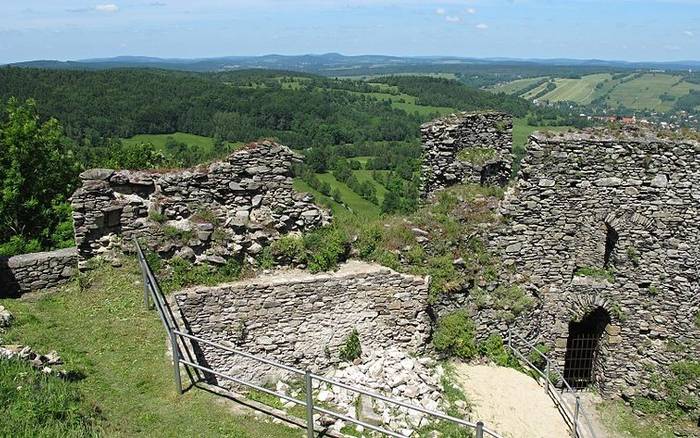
[[564, 307, 611, 389]]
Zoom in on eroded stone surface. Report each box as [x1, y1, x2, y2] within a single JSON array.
[[172, 261, 431, 383], [71, 141, 330, 268], [421, 111, 513, 196], [0, 248, 77, 296]]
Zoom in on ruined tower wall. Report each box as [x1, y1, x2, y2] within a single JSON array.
[[421, 112, 513, 196], [172, 261, 431, 383], [71, 141, 330, 268], [497, 130, 700, 395]]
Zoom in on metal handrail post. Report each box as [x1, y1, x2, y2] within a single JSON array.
[[574, 396, 580, 437], [545, 359, 550, 394], [476, 421, 484, 438], [305, 370, 314, 438], [170, 329, 182, 395], [507, 326, 512, 349]]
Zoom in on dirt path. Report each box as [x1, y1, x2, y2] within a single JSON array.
[[452, 363, 572, 438]]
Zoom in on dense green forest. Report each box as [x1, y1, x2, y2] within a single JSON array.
[[0, 67, 581, 256]]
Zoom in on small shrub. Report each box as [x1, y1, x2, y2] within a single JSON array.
[[269, 235, 305, 263], [626, 246, 640, 266], [339, 329, 362, 362], [527, 343, 551, 370], [456, 147, 496, 166], [575, 266, 615, 282], [148, 210, 166, 224], [162, 225, 194, 243], [478, 334, 519, 368], [355, 224, 383, 259], [303, 226, 350, 273], [492, 285, 534, 322], [192, 207, 219, 225], [433, 310, 478, 360], [0, 235, 42, 257], [256, 247, 275, 270]]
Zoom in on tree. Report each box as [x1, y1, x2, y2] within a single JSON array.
[[0, 98, 80, 253]]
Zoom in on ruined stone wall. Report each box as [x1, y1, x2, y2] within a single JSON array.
[[71, 141, 330, 269], [496, 128, 700, 396], [172, 261, 431, 383], [421, 112, 512, 196], [0, 248, 77, 296]]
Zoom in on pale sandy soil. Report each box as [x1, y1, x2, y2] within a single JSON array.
[[452, 363, 573, 438]]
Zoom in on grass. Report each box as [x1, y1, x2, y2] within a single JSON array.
[[352, 169, 389, 204], [351, 90, 455, 117], [597, 400, 697, 438], [488, 76, 547, 95], [603, 73, 700, 112], [495, 71, 700, 112], [0, 260, 300, 437], [315, 173, 381, 219], [512, 118, 571, 147], [0, 358, 103, 437], [123, 132, 242, 157]]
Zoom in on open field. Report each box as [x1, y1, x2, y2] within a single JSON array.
[[122, 132, 242, 155], [489, 76, 546, 95], [0, 261, 299, 437], [351, 89, 455, 117], [491, 71, 700, 112], [512, 118, 572, 147], [603, 73, 700, 112], [316, 173, 381, 218]]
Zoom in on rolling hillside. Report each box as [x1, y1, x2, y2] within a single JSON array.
[[489, 72, 700, 113]]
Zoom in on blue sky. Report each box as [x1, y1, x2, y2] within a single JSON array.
[[1, 0, 698, 64]]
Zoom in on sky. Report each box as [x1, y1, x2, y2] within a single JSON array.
[[1, 0, 699, 64]]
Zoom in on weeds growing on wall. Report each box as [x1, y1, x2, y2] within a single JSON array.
[[338, 329, 362, 362], [631, 360, 700, 422]]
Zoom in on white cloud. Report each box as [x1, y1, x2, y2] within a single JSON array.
[[683, 30, 694, 37], [95, 4, 119, 13], [435, 8, 446, 15], [475, 23, 488, 29], [466, 8, 477, 14], [445, 15, 461, 22]]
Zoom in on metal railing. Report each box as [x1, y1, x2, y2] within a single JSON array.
[[506, 328, 596, 438], [134, 239, 503, 438]]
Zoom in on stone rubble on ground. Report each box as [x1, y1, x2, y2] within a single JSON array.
[[0, 344, 63, 374], [275, 347, 452, 437], [0, 305, 12, 329]]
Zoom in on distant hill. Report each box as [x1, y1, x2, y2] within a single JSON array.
[[7, 53, 700, 76]]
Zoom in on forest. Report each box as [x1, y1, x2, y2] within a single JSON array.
[[0, 67, 579, 256]]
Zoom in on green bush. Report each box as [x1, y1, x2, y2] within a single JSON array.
[[527, 343, 551, 370], [0, 235, 42, 257], [269, 235, 305, 263], [433, 310, 478, 360], [0, 358, 102, 437], [355, 224, 383, 259], [163, 256, 242, 291], [339, 329, 362, 362], [478, 334, 519, 368], [302, 226, 349, 273]]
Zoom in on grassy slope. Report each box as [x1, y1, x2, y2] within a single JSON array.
[[0, 261, 299, 438], [496, 72, 700, 112], [597, 400, 698, 438], [540, 73, 612, 104], [350, 89, 455, 117], [316, 173, 381, 218], [352, 170, 389, 204], [488, 76, 546, 95], [292, 178, 354, 220], [123, 132, 243, 155]]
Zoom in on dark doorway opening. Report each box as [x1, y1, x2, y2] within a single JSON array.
[[603, 223, 618, 267], [564, 307, 611, 389]]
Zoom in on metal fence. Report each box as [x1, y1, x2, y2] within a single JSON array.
[[134, 239, 503, 438], [506, 328, 597, 438]]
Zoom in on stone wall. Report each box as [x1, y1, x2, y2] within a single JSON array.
[[421, 111, 512, 196], [71, 141, 330, 268], [172, 261, 430, 383], [0, 248, 77, 297], [495, 128, 700, 396]]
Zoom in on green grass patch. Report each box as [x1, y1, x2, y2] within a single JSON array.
[[456, 148, 496, 166], [0, 358, 103, 437], [574, 266, 615, 282], [0, 261, 300, 437], [315, 173, 381, 219]]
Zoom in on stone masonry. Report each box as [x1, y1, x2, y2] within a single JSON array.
[[0, 248, 77, 297], [495, 127, 700, 396], [172, 261, 431, 384], [71, 141, 330, 268], [421, 111, 512, 197]]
